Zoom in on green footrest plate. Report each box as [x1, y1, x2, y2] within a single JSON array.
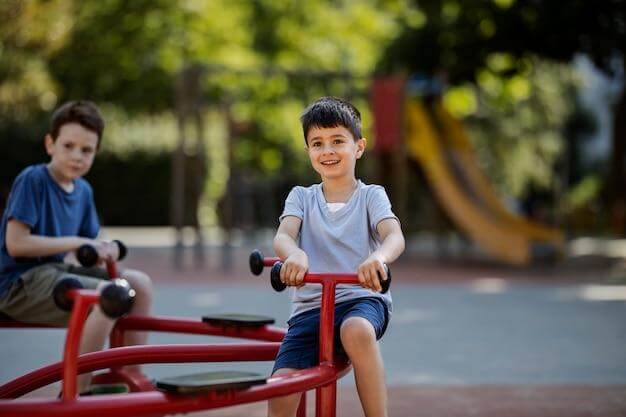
[[202, 313, 275, 327], [156, 371, 267, 394]]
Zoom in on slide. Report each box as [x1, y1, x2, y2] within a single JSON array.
[[404, 100, 562, 265], [432, 100, 564, 244]]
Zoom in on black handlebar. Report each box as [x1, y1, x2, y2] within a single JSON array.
[[270, 263, 288, 292], [269, 262, 392, 294], [249, 250, 265, 276], [53, 277, 135, 319]]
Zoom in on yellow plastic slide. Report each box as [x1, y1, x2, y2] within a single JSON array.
[[432, 100, 564, 245], [405, 100, 562, 265]]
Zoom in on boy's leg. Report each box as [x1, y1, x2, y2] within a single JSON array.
[[1, 263, 108, 325], [267, 368, 302, 417], [117, 268, 153, 373], [77, 279, 115, 392], [340, 316, 387, 417], [268, 310, 319, 417], [67, 265, 153, 380], [335, 299, 389, 417], [1, 264, 116, 393], [119, 269, 152, 344]]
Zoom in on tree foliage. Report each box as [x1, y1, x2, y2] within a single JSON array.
[[379, 0, 625, 81]]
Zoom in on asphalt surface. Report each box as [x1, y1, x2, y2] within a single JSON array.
[[2, 281, 626, 386]]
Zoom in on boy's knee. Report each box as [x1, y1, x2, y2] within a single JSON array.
[[121, 270, 153, 293], [340, 317, 376, 350]]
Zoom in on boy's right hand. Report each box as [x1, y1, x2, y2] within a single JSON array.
[[81, 239, 120, 264], [281, 249, 308, 288]]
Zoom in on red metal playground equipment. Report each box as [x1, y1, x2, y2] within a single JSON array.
[[0, 246, 391, 417]]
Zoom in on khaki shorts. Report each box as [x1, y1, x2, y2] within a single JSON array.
[[0, 263, 109, 326]]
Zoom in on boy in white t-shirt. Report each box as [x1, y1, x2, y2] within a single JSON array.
[[270, 96, 405, 417]]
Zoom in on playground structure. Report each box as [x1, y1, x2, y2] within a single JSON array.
[[0, 246, 390, 417], [372, 76, 564, 265]]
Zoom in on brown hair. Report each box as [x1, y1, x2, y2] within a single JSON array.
[[300, 96, 362, 145], [50, 101, 105, 144]]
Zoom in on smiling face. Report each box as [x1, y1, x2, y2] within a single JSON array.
[[45, 123, 99, 186], [306, 125, 366, 182]]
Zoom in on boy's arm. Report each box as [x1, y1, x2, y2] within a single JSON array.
[[6, 219, 114, 260], [357, 218, 405, 292], [273, 216, 308, 287]]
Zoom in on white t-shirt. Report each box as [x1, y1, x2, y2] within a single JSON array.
[[326, 202, 346, 213], [279, 180, 398, 319]]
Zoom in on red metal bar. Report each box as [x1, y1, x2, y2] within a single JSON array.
[[318, 278, 337, 365], [0, 361, 351, 417], [263, 257, 281, 267], [110, 315, 286, 345], [0, 343, 281, 399], [105, 260, 119, 279], [316, 277, 337, 417], [109, 325, 125, 348], [304, 273, 360, 285], [62, 289, 100, 401]]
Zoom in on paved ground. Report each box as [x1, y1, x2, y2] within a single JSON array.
[[2, 244, 626, 416]]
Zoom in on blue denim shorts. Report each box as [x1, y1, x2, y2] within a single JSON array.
[[272, 297, 389, 373]]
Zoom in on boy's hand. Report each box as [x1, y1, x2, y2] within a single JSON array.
[[357, 253, 387, 292], [83, 239, 120, 264], [281, 249, 308, 288]]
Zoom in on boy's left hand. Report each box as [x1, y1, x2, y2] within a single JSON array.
[[357, 253, 387, 292]]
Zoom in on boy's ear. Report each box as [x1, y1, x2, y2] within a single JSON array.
[[356, 137, 367, 158], [44, 134, 54, 155]]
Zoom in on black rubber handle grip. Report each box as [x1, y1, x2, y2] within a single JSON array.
[[76, 244, 98, 267], [380, 265, 392, 294], [99, 279, 136, 319], [76, 241, 128, 267], [270, 262, 288, 292], [112, 240, 128, 261], [53, 277, 85, 311], [249, 250, 264, 276]]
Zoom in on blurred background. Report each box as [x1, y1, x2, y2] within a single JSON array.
[[1, 0, 625, 268], [2, 2, 626, 415]]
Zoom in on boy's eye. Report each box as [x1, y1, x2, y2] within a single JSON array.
[[333, 139, 344, 144], [311, 142, 321, 147], [82, 147, 95, 154]]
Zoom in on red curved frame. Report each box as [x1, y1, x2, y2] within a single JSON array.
[[0, 257, 364, 417]]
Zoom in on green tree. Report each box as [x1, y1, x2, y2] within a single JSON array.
[[0, 0, 73, 119]]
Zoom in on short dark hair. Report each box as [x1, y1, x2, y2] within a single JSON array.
[[50, 100, 105, 144], [300, 96, 362, 144]]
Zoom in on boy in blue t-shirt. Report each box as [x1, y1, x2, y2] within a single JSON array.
[[0, 101, 153, 394], [270, 97, 405, 417]]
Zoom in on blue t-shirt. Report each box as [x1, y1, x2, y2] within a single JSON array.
[[279, 180, 398, 319], [0, 164, 100, 297]]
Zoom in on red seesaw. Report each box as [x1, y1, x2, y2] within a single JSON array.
[[0, 247, 390, 417]]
